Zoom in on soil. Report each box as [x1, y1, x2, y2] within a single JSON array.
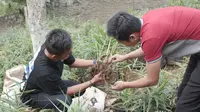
[[52, 0, 168, 23], [90, 55, 119, 85], [90, 55, 141, 85], [0, 0, 168, 33]]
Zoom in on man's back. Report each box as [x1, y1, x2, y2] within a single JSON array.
[[141, 6, 200, 62], [25, 48, 63, 93]]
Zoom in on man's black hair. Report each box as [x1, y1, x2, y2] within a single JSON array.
[[45, 29, 72, 55], [107, 12, 141, 41]]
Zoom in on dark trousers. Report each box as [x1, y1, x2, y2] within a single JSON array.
[[22, 80, 83, 112], [176, 54, 200, 112]]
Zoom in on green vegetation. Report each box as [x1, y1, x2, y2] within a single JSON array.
[[47, 17, 183, 112], [168, 0, 200, 8], [0, 16, 185, 112], [0, 27, 32, 92], [0, 0, 198, 111], [0, 0, 25, 16]]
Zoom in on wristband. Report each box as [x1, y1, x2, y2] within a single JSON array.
[[93, 59, 97, 65]]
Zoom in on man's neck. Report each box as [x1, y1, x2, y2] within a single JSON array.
[[140, 19, 143, 26], [44, 49, 56, 61], [139, 19, 143, 39]]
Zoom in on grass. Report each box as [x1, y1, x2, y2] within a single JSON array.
[[110, 70, 184, 112], [0, 0, 197, 111], [168, 0, 200, 8], [0, 26, 33, 92], [0, 2, 24, 16], [0, 3, 11, 16]]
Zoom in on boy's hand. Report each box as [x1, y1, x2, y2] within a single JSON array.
[[91, 72, 103, 84]]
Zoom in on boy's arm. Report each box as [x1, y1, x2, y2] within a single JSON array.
[[70, 59, 96, 68], [67, 72, 102, 95]]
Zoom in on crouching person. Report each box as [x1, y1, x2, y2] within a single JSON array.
[[20, 29, 103, 112]]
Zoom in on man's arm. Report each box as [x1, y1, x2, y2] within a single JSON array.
[[125, 60, 160, 88], [70, 59, 95, 68], [110, 47, 144, 63], [124, 47, 145, 60], [112, 60, 161, 90]]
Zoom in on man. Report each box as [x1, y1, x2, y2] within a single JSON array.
[[107, 6, 200, 112], [21, 29, 103, 112]]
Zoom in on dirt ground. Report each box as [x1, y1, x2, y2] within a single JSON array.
[[0, 0, 168, 33], [52, 0, 169, 23]]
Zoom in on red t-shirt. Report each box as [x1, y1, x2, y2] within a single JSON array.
[[140, 6, 200, 62]]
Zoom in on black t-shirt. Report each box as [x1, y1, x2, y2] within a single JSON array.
[[23, 48, 75, 96]]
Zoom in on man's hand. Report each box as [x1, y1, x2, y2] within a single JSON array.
[[91, 72, 103, 84], [107, 54, 126, 63], [111, 81, 126, 91]]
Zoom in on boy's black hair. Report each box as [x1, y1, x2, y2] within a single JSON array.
[[45, 29, 72, 55]]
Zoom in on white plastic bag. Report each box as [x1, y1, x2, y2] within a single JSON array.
[[69, 87, 107, 112]]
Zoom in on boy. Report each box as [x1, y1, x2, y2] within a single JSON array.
[[21, 29, 103, 112]]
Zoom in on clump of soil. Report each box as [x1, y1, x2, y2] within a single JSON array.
[[91, 55, 119, 85]]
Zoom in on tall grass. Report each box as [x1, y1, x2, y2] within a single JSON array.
[[110, 70, 184, 112], [0, 0, 195, 111], [0, 26, 32, 92], [47, 16, 185, 112], [0, 2, 24, 16]]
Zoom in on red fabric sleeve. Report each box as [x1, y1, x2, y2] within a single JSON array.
[[142, 38, 162, 63]]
